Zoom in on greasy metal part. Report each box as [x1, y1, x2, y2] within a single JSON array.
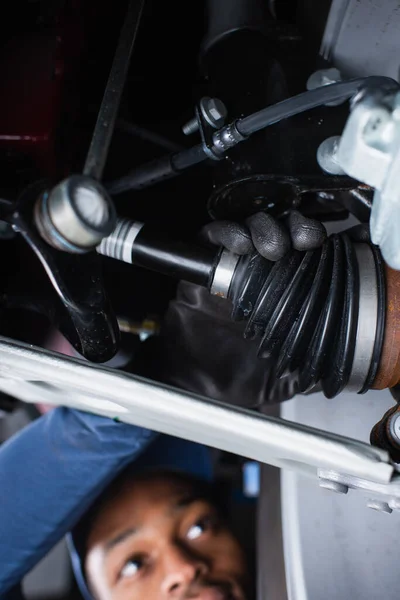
[[182, 97, 227, 136], [35, 176, 116, 253], [372, 266, 400, 389], [370, 404, 400, 463], [0, 336, 393, 487], [388, 412, 400, 445], [11, 183, 119, 363], [347, 244, 378, 392], [212, 121, 247, 156], [210, 249, 240, 298], [195, 98, 231, 161], [97, 218, 144, 263], [182, 116, 200, 137], [208, 174, 356, 221], [337, 89, 400, 269], [83, 0, 145, 180], [200, 97, 227, 128]]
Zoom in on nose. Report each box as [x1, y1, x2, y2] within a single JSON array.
[[161, 544, 208, 597]]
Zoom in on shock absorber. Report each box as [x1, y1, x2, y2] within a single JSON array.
[[98, 218, 400, 397]]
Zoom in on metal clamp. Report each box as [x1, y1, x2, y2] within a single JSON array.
[[210, 249, 240, 298], [181, 97, 247, 161]]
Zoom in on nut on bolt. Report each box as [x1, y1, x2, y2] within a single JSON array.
[[182, 97, 227, 135]]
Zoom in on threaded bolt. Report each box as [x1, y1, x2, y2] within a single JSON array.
[[182, 116, 199, 136], [182, 97, 227, 136]]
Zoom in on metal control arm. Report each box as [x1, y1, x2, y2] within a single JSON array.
[[0, 336, 399, 514]]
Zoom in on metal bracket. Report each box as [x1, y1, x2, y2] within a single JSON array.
[[318, 469, 400, 514], [196, 98, 228, 161], [5, 183, 119, 363], [337, 87, 400, 269]]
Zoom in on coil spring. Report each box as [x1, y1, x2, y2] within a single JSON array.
[[229, 234, 385, 398]]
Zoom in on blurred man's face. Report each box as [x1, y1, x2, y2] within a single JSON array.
[[85, 473, 249, 600]]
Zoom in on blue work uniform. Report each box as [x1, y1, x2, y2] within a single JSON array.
[[0, 407, 212, 600]]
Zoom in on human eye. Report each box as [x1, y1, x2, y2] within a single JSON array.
[[187, 514, 219, 541], [119, 554, 147, 580]]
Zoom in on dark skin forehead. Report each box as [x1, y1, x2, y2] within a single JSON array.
[[86, 473, 212, 547], [84, 472, 249, 600]]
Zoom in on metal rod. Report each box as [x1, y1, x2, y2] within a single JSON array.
[[116, 119, 184, 152], [83, 0, 145, 180], [0, 337, 392, 485]]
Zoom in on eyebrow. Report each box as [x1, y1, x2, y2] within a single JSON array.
[[103, 494, 209, 553], [105, 528, 137, 553], [173, 492, 212, 511], [174, 494, 201, 508]]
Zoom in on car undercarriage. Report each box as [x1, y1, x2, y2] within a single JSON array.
[[2, 1, 400, 596]]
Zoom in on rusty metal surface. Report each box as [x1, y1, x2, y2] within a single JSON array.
[[373, 266, 400, 389], [370, 404, 400, 463]]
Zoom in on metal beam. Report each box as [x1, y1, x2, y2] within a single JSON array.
[[0, 337, 392, 486]]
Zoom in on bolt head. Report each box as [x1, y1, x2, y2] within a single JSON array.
[[367, 499, 393, 514], [307, 68, 342, 90], [201, 97, 228, 128], [306, 68, 344, 106], [317, 136, 346, 175], [319, 478, 349, 494]]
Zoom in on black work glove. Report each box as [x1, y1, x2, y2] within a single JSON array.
[[138, 212, 326, 408], [202, 210, 327, 260]]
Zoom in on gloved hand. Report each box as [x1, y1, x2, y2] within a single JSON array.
[[137, 211, 326, 408], [202, 210, 327, 260]]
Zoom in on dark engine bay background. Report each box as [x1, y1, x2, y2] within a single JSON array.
[[0, 0, 338, 350]]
